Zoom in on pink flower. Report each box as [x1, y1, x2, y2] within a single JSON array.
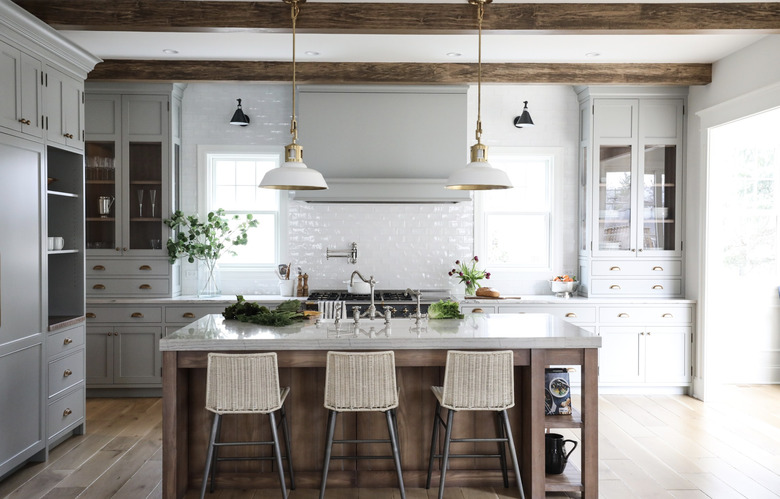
[[448, 271, 453, 276], [459, 271, 463, 277], [465, 280, 471, 285], [486, 272, 491, 279], [455, 260, 460, 265], [474, 255, 479, 262]]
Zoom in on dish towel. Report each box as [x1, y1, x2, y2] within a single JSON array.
[[318, 301, 346, 320]]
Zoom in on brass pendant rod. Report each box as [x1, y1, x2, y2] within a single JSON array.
[[289, 0, 300, 144]]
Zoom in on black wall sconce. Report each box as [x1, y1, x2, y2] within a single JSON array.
[[229, 98, 250, 126], [513, 101, 534, 128]]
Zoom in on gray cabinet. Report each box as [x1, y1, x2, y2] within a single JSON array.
[[44, 66, 84, 151], [0, 39, 43, 139], [46, 323, 85, 446]]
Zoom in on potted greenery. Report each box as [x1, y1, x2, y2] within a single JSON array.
[[164, 209, 258, 297]]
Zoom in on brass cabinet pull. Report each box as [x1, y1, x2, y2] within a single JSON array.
[[123, 247, 128, 251], [63, 408, 72, 417], [139, 265, 152, 271], [114, 332, 119, 336], [139, 284, 152, 290], [652, 285, 664, 290], [86, 312, 96, 319], [18, 118, 31, 125], [646, 332, 652, 336], [472, 308, 484, 313], [610, 285, 621, 290], [652, 266, 664, 271], [106, 332, 112, 336], [131, 312, 144, 318], [618, 313, 630, 318], [662, 313, 673, 318], [183, 312, 196, 318], [92, 265, 106, 271], [92, 284, 106, 290], [609, 266, 621, 271], [115, 247, 121, 251], [63, 369, 73, 377], [63, 337, 73, 345], [640, 332, 645, 335], [638, 248, 643, 252], [565, 312, 577, 318], [64, 133, 74, 139]]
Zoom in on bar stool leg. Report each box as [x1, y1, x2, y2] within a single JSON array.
[[495, 411, 509, 488], [426, 401, 442, 489], [280, 404, 295, 490], [319, 409, 337, 499], [209, 414, 223, 493], [200, 413, 220, 499], [268, 411, 288, 499], [385, 410, 406, 499], [437, 409, 455, 499], [500, 410, 525, 499]]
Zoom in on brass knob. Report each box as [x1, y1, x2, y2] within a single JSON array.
[[93, 284, 106, 290], [123, 247, 128, 251], [618, 313, 630, 318], [139, 284, 152, 290], [19, 118, 31, 125], [610, 285, 621, 290], [86, 312, 96, 319], [662, 313, 673, 318], [565, 312, 577, 318], [638, 248, 643, 252], [139, 265, 152, 271], [609, 266, 621, 271], [131, 312, 144, 318], [106, 332, 112, 336], [63, 408, 72, 417], [115, 247, 120, 251], [646, 331, 652, 336], [64, 133, 73, 139], [63, 337, 73, 345], [652, 266, 664, 271], [63, 369, 72, 377], [93, 265, 106, 271], [640, 332, 645, 335], [114, 332, 118, 336], [652, 285, 664, 290], [183, 312, 196, 318]]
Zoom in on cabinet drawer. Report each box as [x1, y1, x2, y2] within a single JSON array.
[[87, 259, 169, 276], [87, 277, 170, 296], [461, 304, 496, 314], [165, 306, 226, 324], [599, 306, 692, 324], [86, 306, 162, 323], [48, 386, 85, 439], [590, 278, 681, 296], [47, 325, 85, 359], [498, 305, 597, 323], [592, 260, 681, 276], [48, 349, 84, 398]]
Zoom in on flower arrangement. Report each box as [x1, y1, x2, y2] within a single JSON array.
[[448, 256, 490, 296]]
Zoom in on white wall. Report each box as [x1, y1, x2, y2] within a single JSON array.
[[180, 82, 581, 294]]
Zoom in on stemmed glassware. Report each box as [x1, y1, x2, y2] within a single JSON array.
[[149, 189, 157, 218], [137, 189, 144, 217]]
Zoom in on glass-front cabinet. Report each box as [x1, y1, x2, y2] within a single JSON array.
[[577, 87, 685, 297]]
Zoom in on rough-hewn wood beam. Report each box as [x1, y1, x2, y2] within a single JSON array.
[[87, 60, 713, 85], [13, 1, 780, 33]]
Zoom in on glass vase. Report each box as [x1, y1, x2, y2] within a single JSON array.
[[465, 282, 477, 296], [198, 259, 221, 297]]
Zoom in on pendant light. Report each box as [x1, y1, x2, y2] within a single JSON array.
[[446, 0, 512, 191], [259, 0, 327, 190]]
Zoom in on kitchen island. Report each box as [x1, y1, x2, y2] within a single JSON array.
[[160, 313, 601, 498]]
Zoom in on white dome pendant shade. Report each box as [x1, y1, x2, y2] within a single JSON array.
[[259, 0, 327, 191], [446, 0, 512, 191]]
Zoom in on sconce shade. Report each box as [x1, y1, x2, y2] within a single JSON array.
[[513, 101, 534, 128], [230, 98, 250, 126]]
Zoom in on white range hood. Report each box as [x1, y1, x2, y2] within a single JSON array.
[[292, 85, 471, 203]]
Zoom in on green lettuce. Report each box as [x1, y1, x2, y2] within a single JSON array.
[[428, 300, 464, 319]]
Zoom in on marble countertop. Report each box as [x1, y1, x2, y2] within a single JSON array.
[[160, 313, 602, 351], [88, 294, 302, 305]]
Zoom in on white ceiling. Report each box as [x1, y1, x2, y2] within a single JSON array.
[[53, 0, 772, 65]]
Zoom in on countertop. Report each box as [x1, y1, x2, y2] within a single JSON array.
[[160, 312, 602, 351], [87, 294, 302, 305]]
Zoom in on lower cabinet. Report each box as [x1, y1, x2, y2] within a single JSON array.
[[47, 322, 86, 447], [599, 326, 691, 384]]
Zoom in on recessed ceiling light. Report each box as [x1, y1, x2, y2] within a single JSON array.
[[446, 52, 462, 57], [162, 48, 179, 55], [304, 51, 320, 56], [585, 52, 601, 58]]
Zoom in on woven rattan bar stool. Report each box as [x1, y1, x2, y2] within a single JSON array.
[[320, 350, 405, 499], [200, 352, 295, 499], [426, 350, 525, 499]]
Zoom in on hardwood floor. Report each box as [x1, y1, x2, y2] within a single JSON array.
[[1, 386, 779, 498]]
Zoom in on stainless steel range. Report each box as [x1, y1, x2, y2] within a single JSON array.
[[305, 289, 449, 318]]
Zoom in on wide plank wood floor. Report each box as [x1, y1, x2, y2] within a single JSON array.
[[1, 385, 779, 498]]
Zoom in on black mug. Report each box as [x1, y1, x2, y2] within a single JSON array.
[[545, 433, 578, 474]]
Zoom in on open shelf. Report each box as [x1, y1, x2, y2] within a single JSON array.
[[48, 315, 86, 331], [545, 407, 582, 429], [545, 468, 583, 492], [48, 190, 79, 198], [48, 249, 80, 255]]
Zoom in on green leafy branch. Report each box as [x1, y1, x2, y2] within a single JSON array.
[[163, 209, 259, 265]]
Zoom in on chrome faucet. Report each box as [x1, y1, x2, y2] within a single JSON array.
[[350, 271, 385, 321], [405, 288, 427, 325]]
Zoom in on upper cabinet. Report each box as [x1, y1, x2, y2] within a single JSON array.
[[0, 39, 43, 139], [577, 87, 687, 297], [45, 65, 85, 151], [84, 84, 184, 298]]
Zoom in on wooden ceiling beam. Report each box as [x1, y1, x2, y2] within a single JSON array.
[[13, 1, 780, 33], [87, 60, 713, 85]]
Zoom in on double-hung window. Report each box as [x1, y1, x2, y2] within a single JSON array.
[[199, 146, 284, 272], [475, 147, 563, 280]]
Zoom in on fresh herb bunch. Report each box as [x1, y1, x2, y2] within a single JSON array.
[[163, 209, 259, 265], [428, 300, 464, 319], [448, 256, 490, 295], [223, 296, 304, 327]]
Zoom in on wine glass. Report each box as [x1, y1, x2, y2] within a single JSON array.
[[137, 189, 144, 217], [149, 189, 157, 218]]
